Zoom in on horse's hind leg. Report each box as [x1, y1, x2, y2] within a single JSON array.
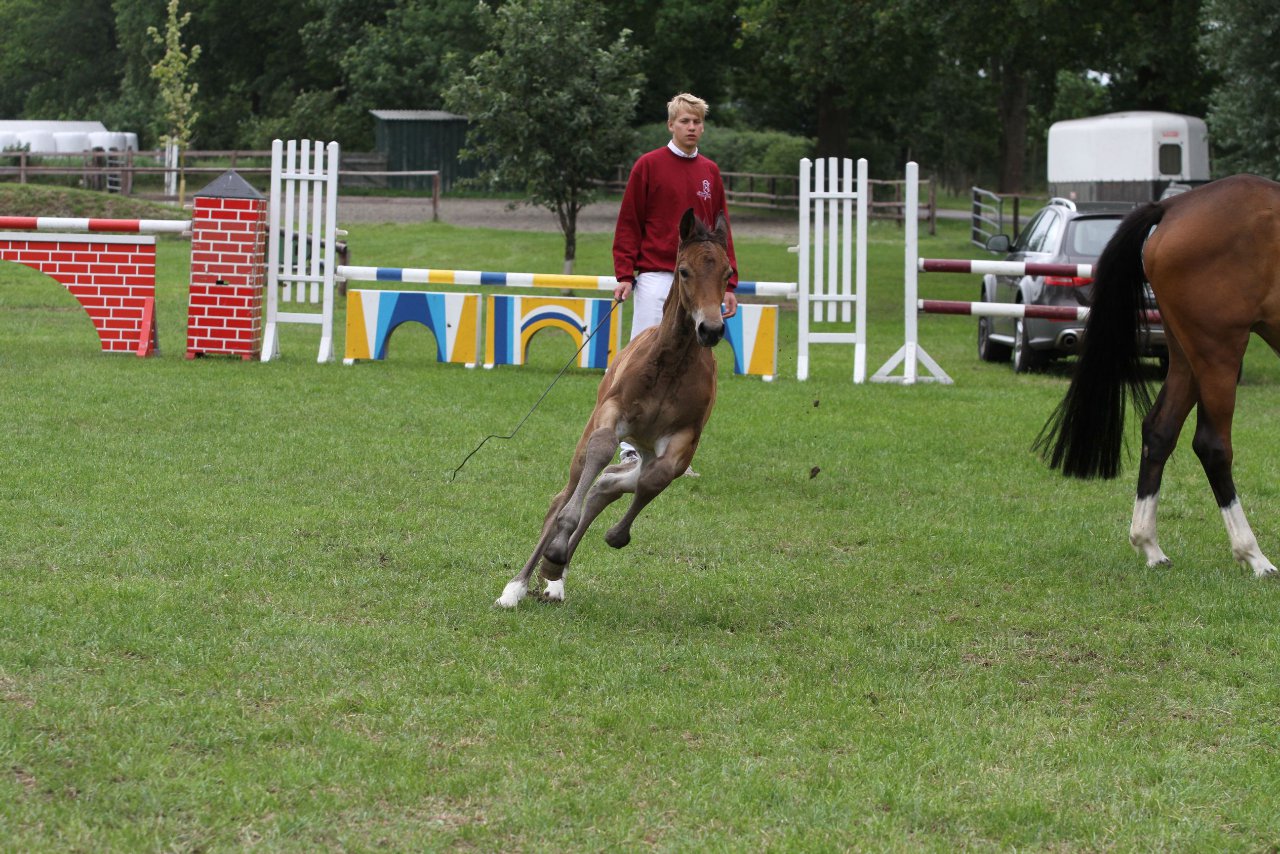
[[605, 440, 691, 549], [1131, 362, 1196, 567], [1192, 369, 1277, 577]]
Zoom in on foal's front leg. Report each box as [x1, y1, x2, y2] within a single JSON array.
[[543, 426, 619, 567], [496, 486, 572, 608]]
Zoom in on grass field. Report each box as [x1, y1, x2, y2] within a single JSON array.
[[3, 199, 1280, 851]]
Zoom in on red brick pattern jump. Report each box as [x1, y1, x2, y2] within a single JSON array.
[[185, 192, 268, 360], [0, 232, 157, 353]]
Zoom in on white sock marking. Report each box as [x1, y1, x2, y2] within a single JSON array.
[[496, 580, 527, 608], [1221, 499, 1277, 578], [1130, 494, 1170, 566]]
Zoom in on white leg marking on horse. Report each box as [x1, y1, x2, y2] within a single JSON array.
[[1130, 494, 1170, 566], [496, 580, 528, 608], [1221, 499, 1277, 578], [544, 578, 565, 601]]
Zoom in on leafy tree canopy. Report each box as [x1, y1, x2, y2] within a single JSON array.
[[444, 0, 643, 271]]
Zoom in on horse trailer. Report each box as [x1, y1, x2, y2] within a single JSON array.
[[1047, 111, 1210, 203]]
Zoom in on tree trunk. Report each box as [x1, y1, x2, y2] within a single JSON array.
[[997, 69, 1029, 193], [557, 202, 578, 275], [814, 86, 851, 159]]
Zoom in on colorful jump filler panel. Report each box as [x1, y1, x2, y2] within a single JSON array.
[[344, 289, 481, 366], [723, 303, 780, 380], [484, 294, 620, 370]]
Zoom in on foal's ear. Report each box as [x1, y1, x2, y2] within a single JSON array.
[[713, 211, 729, 244], [679, 208, 700, 243]]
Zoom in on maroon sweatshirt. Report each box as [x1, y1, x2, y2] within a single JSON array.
[[613, 145, 738, 288]]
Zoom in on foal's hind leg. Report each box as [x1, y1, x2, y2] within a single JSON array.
[[1192, 368, 1277, 577], [1131, 363, 1196, 567], [605, 436, 694, 549]]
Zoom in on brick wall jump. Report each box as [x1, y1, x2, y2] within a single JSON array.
[[0, 232, 156, 354]]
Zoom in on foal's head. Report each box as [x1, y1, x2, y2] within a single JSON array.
[[675, 208, 732, 347]]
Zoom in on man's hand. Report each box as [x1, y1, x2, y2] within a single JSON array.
[[613, 280, 633, 303], [721, 289, 738, 319]]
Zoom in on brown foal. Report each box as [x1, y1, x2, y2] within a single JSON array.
[[496, 209, 733, 607]]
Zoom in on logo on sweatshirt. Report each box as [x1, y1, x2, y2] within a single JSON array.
[[697, 179, 712, 201]]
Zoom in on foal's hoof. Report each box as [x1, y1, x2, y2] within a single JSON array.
[[537, 579, 566, 602], [605, 526, 631, 549], [544, 530, 572, 566], [495, 580, 527, 609]]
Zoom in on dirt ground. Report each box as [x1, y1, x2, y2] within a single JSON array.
[[337, 195, 801, 242]]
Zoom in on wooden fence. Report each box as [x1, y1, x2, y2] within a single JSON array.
[[601, 166, 937, 233], [0, 148, 441, 219], [0, 148, 936, 233]]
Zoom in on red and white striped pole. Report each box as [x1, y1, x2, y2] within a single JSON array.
[[918, 258, 1093, 278], [0, 215, 190, 234]]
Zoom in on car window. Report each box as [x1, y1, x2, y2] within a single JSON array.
[[1014, 210, 1053, 252], [1039, 214, 1065, 253], [1068, 218, 1122, 257]]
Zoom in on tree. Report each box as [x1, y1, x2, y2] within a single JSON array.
[[915, 1, 1114, 193], [1201, 0, 1280, 177], [736, 0, 910, 159], [149, 0, 201, 204], [600, 0, 742, 123], [337, 0, 496, 114], [444, 0, 644, 273], [1097, 0, 1213, 117], [0, 0, 123, 120]]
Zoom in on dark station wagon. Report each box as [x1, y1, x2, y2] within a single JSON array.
[[979, 198, 1166, 372]]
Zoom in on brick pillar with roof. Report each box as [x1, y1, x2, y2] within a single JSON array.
[[185, 171, 267, 359]]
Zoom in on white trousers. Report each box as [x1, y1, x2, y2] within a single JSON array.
[[620, 271, 675, 458], [628, 270, 675, 341]]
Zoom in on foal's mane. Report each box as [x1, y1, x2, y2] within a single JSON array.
[[679, 212, 729, 252], [681, 230, 726, 249]]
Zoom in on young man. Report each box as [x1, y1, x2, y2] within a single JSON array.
[[612, 93, 739, 471]]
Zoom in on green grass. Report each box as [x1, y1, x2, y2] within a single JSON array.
[[3, 205, 1280, 851], [0, 184, 189, 220]]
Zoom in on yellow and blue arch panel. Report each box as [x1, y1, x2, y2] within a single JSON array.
[[723, 303, 779, 380], [484, 295, 619, 369], [344, 289, 481, 365]]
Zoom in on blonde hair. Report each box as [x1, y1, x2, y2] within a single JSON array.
[[667, 93, 708, 122]]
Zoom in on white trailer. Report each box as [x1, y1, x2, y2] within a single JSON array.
[[1047, 111, 1210, 203]]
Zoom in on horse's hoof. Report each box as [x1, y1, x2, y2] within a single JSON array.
[[495, 581, 526, 608], [605, 527, 630, 549], [542, 579, 565, 602]]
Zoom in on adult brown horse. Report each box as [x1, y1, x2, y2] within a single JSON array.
[[1037, 174, 1280, 577], [496, 209, 733, 607]]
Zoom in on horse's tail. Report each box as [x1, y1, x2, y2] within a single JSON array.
[[1034, 202, 1164, 479]]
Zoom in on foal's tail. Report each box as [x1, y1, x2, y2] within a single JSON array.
[[1034, 202, 1164, 479]]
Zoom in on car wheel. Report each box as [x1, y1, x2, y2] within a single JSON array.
[[978, 315, 1012, 363], [1012, 317, 1047, 374]]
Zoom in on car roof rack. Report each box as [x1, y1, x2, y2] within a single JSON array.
[[1048, 197, 1077, 211]]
